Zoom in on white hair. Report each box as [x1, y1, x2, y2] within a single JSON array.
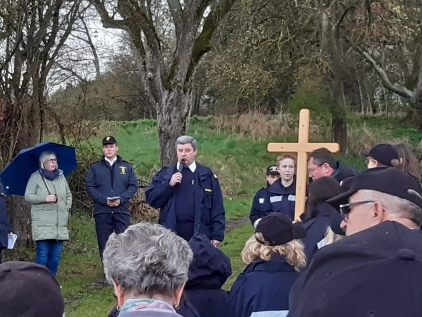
[[103, 222, 193, 298], [359, 189, 422, 226], [39, 151, 58, 169]]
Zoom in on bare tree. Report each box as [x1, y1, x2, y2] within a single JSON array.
[[0, 0, 86, 245], [91, 0, 238, 165]]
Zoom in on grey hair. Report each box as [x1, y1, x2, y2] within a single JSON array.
[[103, 222, 193, 298], [359, 189, 422, 226], [39, 151, 58, 169], [175, 136, 197, 151]]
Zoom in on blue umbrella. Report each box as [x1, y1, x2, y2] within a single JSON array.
[[0, 141, 77, 196]]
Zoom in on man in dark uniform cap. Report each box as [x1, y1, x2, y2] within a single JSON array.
[[86, 136, 138, 268]]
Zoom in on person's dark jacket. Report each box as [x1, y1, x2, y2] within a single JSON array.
[[331, 162, 359, 183], [179, 234, 231, 317], [253, 179, 296, 221], [86, 155, 138, 215], [108, 305, 119, 317], [0, 184, 11, 249], [146, 164, 225, 242], [301, 202, 339, 264], [249, 187, 268, 226], [177, 300, 202, 317], [229, 254, 299, 317], [408, 174, 422, 194]]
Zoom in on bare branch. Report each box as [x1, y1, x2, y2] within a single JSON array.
[[80, 16, 101, 80], [186, 0, 238, 81], [359, 48, 413, 99], [167, 0, 184, 41], [91, 0, 129, 30]]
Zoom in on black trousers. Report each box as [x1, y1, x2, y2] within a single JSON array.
[[94, 212, 130, 259]]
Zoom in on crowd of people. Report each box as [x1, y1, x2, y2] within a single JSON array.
[[1, 135, 422, 317]]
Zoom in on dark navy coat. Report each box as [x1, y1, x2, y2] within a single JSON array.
[[184, 235, 232, 317], [301, 202, 339, 265], [229, 254, 299, 317], [177, 300, 202, 317], [0, 184, 11, 249], [331, 162, 359, 182], [182, 235, 231, 317], [253, 179, 296, 221], [146, 164, 225, 241], [86, 156, 138, 215], [249, 187, 268, 226]]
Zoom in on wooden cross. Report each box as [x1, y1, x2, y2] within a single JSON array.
[[268, 109, 340, 221]]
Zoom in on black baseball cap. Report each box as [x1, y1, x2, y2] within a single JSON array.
[[256, 212, 306, 246], [360, 143, 399, 166], [327, 167, 422, 209], [102, 136, 117, 145], [266, 165, 280, 176], [289, 221, 422, 317], [0, 261, 64, 317]]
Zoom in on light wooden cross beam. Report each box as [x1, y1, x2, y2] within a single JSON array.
[[268, 109, 340, 221]]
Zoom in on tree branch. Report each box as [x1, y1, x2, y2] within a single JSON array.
[[167, 0, 184, 41], [186, 0, 238, 82], [91, 0, 129, 30], [358, 48, 413, 99]]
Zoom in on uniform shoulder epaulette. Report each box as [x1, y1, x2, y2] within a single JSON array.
[[90, 160, 99, 165], [122, 160, 132, 164]]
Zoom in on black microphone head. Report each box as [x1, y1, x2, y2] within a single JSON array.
[[178, 161, 185, 173]]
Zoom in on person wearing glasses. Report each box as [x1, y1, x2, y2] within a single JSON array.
[[287, 167, 422, 317], [24, 151, 72, 276], [326, 167, 422, 236], [307, 148, 358, 182]]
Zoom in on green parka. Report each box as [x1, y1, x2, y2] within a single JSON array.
[[24, 170, 72, 241]]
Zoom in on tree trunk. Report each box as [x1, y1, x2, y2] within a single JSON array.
[[415, 104, 422, 130], [157, 89, 191, 166], [8, 196, 32, 247], [330, 77, 348, 152], [0, 93, 38, 246]]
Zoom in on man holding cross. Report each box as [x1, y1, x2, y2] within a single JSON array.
[[307, 147, 358, 182]]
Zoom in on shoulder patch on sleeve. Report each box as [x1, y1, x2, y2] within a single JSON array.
[[213, 173, 218, 179]]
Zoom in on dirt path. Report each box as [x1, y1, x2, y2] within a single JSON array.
[[225, 214, 250, 232]]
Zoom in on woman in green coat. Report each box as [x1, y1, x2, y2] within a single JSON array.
[[24, 151, 72, 276]]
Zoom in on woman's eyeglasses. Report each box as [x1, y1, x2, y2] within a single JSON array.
[[48, 158, 57, 162]]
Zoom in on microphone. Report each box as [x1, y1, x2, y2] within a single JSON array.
[[178, 161, 185, 173], [175, 160, 185, 187]]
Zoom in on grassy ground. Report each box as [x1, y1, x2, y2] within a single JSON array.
[[4, 113, 422, 316]]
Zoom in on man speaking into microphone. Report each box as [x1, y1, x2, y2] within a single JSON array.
[[146, 136, 226, 246]]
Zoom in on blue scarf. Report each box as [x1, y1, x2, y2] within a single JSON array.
[[40, 168, 60, 181]]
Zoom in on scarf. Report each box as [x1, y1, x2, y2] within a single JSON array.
[[120, 299, 178, 315], [40, 168, 60, 181]]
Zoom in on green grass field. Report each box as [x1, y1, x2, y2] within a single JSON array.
[[4, 113, 422, 316]]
